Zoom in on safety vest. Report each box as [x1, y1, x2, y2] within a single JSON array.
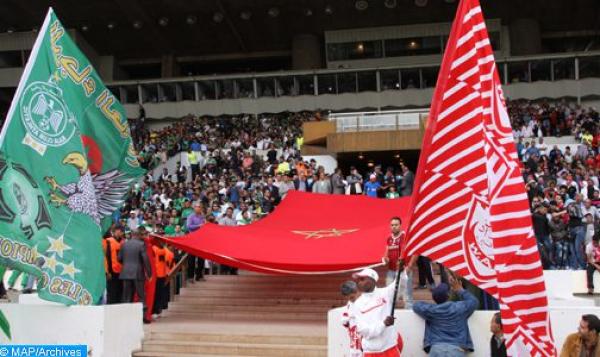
[[153, 246, 168, 278], [101, 239, 108, 273], [165, 247, 175, 274], [105, 237, 122, 274], [187, 152, 198, 165]]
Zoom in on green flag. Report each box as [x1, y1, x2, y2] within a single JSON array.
[[0, 8, 144, 305]]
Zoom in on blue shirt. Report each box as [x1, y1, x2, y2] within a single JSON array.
[[412, 289, 478, 353], [186, 213, 205, 232], [364, 181, 380, 197]]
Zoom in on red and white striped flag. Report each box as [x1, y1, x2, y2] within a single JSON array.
[[403, 0, 556, 355]]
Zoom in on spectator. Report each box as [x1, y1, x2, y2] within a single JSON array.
[[340, 280, 362, 357], [399, 163, 414, 197], [412, 273, 478, 357], [560, 314, 600, 357], [186, 203, 206, 282], [586, 235, 600, 295], [313, 172, 332, 194], [118, 230, 152, 322], [346, 167, 363, 195], [364, 174, 381, 198], [490, 312, 507, 357], [331, 168, 346, 195]]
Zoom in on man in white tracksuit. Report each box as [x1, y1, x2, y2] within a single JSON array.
[[352, 268, 401, 357]]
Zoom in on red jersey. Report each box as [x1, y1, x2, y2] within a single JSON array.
[[386, 232, 404, 271]]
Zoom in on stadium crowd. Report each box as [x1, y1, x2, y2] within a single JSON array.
[[4, 100, 600, 318]]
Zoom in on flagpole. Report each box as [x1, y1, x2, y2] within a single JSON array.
[[0, 7, 54, 146], [389, 260, 404, 317]]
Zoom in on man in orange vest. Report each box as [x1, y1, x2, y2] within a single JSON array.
[[152, 241, 169, 318], [105, 226, 124, 304]]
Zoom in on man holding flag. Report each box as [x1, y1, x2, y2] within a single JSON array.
[[0, 8, 143, 305], [401, 0, 556, 355]]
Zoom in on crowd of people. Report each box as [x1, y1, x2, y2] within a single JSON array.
[[509, 100, 599, 139]]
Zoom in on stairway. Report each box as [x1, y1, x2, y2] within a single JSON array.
[[133, 269, 433, 357]]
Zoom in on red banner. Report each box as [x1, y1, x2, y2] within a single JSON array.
[[160, 191, 410, 274]]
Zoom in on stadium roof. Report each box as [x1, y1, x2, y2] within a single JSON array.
[[0, 0, 596, 59]]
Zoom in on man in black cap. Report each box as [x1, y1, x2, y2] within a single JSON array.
[[412, 272, 478, 356]]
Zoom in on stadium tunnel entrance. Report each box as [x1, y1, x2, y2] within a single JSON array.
[[336, 149, 421, 175]]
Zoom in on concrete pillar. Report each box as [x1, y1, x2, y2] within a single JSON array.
[[292, 34, 322, 70], [509, 18, 542, 56], [161, 54, 179, 78]]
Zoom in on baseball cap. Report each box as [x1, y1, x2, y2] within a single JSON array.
[[352, 268, 379, 282], [431, 283, 450, 304]]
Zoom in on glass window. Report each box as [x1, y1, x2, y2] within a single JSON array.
[[141, 84, 158, 103], [401, 69, 420, 89], [197, 81, 216, 100], [216, 79, 234, 99], [530, 59, 551, 82], [257, 78, 275, 98], [385, 36, 442, 57], [497, 62, 506, 85], [337, 73, 357, 94], [297, 75, 314, 95], [327, 41, 383, 61], [158, 83, 176, 102], [317, 74, 336, 94], [107, 86, 121, 102], [235, 79, 254, 99], [275, 76, 295, 96], [181, 82, 195, 101], [489, 32, 501, 51], [123, 85, 138, 104], [0, 51, 23, 68], [507, 61, 529, 83], [357, 71, 377, 92], [552, 58, 575, 80], [579, 56, 600, 79], [421, 67, 440, 88], [379, 70, 400, 91]]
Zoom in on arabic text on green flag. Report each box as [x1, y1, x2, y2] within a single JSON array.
[[0, 8, 144, 305]]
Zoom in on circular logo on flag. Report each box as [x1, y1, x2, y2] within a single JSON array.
[[463, 197, 495, 281], [20, 81, 76, 147], [0, 157, 52, 240]]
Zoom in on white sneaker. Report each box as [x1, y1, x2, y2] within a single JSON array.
[[152, 314, 158, 319]]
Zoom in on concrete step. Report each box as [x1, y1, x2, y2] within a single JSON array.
[[173, 296, 345, 306], [146, 332, 327, 345], [163, 310, 326, 321], [167, 304, 331, 313], [184, 282, 346, 290], [140, 340, 326, 357], [178, 289, 343, 298], [134, 353, 260, 357]]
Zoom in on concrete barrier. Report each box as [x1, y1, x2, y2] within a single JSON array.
[[328, 306, 600, 357], [329, 270, 600, 356], [0, 296, 144, 357]]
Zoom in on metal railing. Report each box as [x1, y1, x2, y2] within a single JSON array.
[[106, 51, 600, 105]]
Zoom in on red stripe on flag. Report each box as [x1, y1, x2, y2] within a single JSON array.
[[401, 0, 556, 355]]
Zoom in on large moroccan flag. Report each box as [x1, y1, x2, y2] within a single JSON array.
[[402, 0, 555, 355], [0, 9, 144, 305]]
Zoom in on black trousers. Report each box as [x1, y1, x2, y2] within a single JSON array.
[[153, 278, 169, 314], [587, 263, 598, 290], [122, 279, 146, 308], [417, 256, 435, 286], [187, 256, 204, 280], [106, 274, 123, 304]]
